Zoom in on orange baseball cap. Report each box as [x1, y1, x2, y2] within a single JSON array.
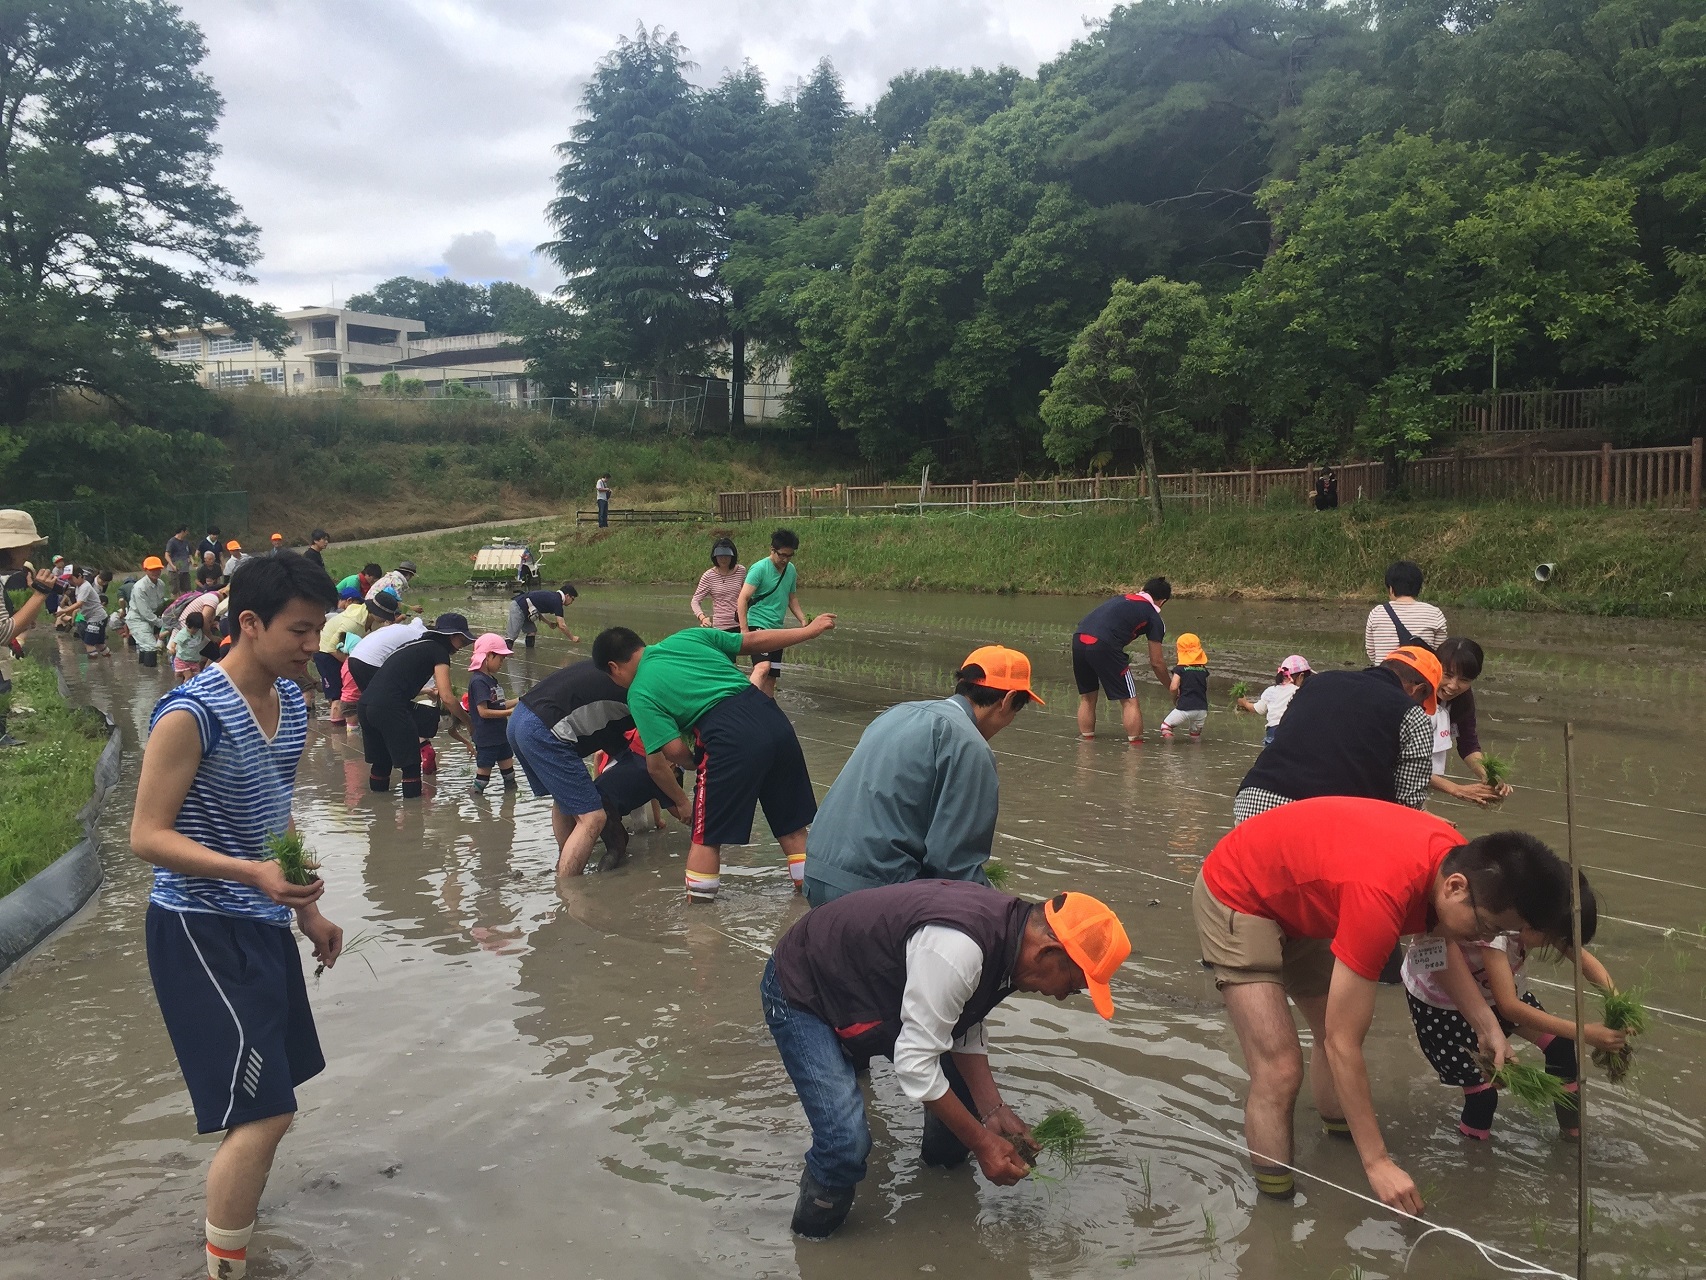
[[961, 645, 1045, 705], [141, 556, 164, 570], [1044, 892, 1130, 1019], [270, 532, 284, 542], [225, 540, 241, 551], [1385, 645, 1442, 714]]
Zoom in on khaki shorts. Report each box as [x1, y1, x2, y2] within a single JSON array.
[[1192, 870, 1334, 1000]]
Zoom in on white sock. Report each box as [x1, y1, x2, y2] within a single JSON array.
[[206, 1219, 253, 1279]]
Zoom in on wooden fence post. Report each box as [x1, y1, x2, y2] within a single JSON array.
[[1693, 437, 1703, 513], [1249, 460, 1258, 505], [1600, 442, 1613, 505]]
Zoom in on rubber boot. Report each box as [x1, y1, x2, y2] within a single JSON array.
[[0, 680, 18, 747], [525, 634, 536, 648], [596, 799, 629, 871], [138, 650, 158, 669], [919, 1111, 971, 1168], [790, 1170, 855, 1239]]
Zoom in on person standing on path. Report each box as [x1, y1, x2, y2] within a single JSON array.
[[129, 552, 343, 1280], [764, 882, 1130, 1238], [803, 646, 1041, 907], [505, 583, 580, 647], [0, 510, 59, 746], [129, 556, 169, 669], [690, 538, 745, 630], [1232, 647, 1440, 825], [357, 612, 474, 798], [303, 530, 331, 570], [626, 614, 837, 901], [737, 529, 808, 695], [596, 473, 612, 528], [1364, 560, 1448, 663], [1193, 796, 1586, 1214], [1071, 577, 1172, 743], [165, 523, 193, 595], [507, 627, 645, 876]]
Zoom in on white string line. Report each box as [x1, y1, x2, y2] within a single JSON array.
[[994, 829, 1195, 889], [997, 1048, 1572, 1279], [1526, 976, 1706, 1027], [1582, 865, 1706, 894]]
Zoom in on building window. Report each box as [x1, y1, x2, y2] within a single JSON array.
[[170, 337, 203, 358], [259, 366, 284, 386], [209, 336, 253, 355], [211, 369, 253, 388]]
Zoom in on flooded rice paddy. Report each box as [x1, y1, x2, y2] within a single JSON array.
[[3, 586, 1704, 1279]]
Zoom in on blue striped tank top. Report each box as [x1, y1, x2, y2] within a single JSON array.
[[147, 664, 306, 926]]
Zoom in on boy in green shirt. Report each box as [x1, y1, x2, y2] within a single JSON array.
[[737, 528, 807, 695], [627, 613, 836, 901]]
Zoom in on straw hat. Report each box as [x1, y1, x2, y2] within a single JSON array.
[[0, 509, 47, 551]]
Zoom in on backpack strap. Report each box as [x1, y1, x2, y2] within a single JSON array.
[[1382, 602, 1430, 653]]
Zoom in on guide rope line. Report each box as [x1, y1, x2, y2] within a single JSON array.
[[997, 1048, 1573, 1279]]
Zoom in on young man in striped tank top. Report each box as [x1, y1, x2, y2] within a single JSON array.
[[130, 553, 342, 1280]]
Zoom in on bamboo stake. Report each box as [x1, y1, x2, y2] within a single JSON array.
[[1566, 721, 1589, 1279]]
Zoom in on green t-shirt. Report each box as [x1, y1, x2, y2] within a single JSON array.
[[627, 627, 752, 752], [743, 556, 797, 629]]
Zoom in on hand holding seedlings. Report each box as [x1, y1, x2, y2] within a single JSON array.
[[1023, 1108, 1090, 1175], [1477, 1052, 1577, 1115], [1593, 986, 1648, 1082], [1227, 680, 1250, 710], [983, 859, 1011, 889], [253, 832, 324, 908], [1479, 752, 1514, 799]]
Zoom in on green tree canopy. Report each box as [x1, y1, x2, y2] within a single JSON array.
[[343, 276, 548, 338], [0, 0, 283, 425], [1041, 277, 1211, 522]]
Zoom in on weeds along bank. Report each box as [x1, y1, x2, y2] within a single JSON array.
[[222, 396, 857, 539], [0, 658, 109, 897], [324, 502, 1706, 618]]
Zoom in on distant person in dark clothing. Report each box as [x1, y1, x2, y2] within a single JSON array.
[[1071, 577, 1172, 743], [1233, 647, 1441, 825], [165, 523, 193, 594], [196, 525, 221, 565], [303, 530, 330, 569], [1313, 468, 1339, 511], [505, 584, 580, 647], [358, 612, 474, 798]]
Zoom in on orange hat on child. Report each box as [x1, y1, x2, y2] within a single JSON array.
[[1385, 645, 1442, 714], [961, 645, 1044, 705], [1174, 633, 1208, 666], [1043, 892, 1131, 1019]]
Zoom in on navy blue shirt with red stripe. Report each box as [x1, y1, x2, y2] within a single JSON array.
[[1075, 594, 1166, 649]]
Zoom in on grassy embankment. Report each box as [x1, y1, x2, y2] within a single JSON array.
[[226, 395, 856, 540], [324, 500, 1706, 618], [0, 657, 109, 897]]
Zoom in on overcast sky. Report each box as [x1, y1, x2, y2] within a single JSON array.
[[175, 0, 1116, 309]]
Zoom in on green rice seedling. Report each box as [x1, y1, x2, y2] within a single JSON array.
[[1490, 1058, 1577, 1115], [983, 858, 1011, 889], [1025, 1108, 1089, 1174], [317, 927, 383, 980], [264, 830, 320, 886], [1594, 986, 1648, 1082], [1136, 1156, 1152, 1205], [1201, 1206, 1218, 1253], [1227, 680, 1250, 707], [1480, 752, 1512, 791]]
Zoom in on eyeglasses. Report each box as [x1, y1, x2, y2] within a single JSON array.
[[1464, 877, 1505, 942], [774, 548, 795, 558]]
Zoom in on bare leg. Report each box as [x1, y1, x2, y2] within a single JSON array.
[[1076, 693, 1099, 738], [556, 806, 607, 877], [1295, 993, 1343, 1122], [1120, 697, 1145, 741], [206, 1112, 294, 1230], [1222, 981, 1304, 1170]]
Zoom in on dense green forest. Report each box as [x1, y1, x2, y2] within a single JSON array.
[[516, 0, 1706, 475]]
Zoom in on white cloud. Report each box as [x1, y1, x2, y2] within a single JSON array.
[[176, 0, 1117, 306]]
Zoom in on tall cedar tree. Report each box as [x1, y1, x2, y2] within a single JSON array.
[[542, 26, 722, 385]]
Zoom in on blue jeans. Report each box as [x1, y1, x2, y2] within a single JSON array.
[[761, 956, 870, 1189]]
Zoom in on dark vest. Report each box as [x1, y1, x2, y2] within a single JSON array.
[[772, 880, 1032, 1066], [1238, 667, 1415, 804]]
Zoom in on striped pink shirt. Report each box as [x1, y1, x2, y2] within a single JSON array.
[[691, 565, 747, 629]]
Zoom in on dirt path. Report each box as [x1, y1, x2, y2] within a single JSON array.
[[335, 513, 563, 548]]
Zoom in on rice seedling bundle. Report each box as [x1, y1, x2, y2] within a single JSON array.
[[1593, 986, 1648, 1083], [1228, 681, 1250, 706], [983, 859, 1011, 889], [1480, 752, 1512, 791], [1026, 1107, 1089, 1173], [264, 831, 320, 886]]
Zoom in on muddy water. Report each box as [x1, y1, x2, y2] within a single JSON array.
[[3, 587, 1704, 1279]]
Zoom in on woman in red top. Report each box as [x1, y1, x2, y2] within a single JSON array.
[[1193, 796, 1587, 1216]]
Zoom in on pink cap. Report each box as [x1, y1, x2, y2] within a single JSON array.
[[1278, 654, 1312, 677], [467, 632, 514, 671]]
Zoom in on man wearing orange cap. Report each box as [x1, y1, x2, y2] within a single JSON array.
[[764, 882, 1129, 1237], [804, 645, 1042, 908], [268, 532, 285, 555], [130, 556, 170, 669], [1233, 646, 1440, 825]]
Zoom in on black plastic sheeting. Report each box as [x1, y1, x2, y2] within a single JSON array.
[[0, 651, 120, 980]]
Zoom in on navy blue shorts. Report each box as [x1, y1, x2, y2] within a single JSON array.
[[312, 652, 344, 702], [145, 904, 324, 1133], [507, 700, 601, 815], [1071, 636, 1135, 700], [474, 738, 512, 769], [691, 685, 816, 846], [596, 749, 674, 816]]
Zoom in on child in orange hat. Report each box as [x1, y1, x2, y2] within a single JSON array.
[[1162, 632, 1210, 739]]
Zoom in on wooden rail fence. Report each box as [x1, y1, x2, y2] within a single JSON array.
[[717, 440, 1703, 522]]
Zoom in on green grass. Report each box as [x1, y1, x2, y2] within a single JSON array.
[[0, 657, 110, 897], [324, 501, 1706, 617]]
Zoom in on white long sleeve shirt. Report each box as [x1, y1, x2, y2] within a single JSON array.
[[892, 925, 991, 1103]]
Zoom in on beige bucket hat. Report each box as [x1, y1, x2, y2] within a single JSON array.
[[0, 509, 47, 551]]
